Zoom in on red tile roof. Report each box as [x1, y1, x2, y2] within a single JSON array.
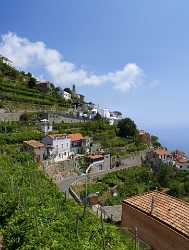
[[154, 148, 170, 156], [123, 191, 189, 238], [88, 155, 104, 160], [68, 133, 83, 142], [24, 140, 45, 148], [176, 157, 188, 164]]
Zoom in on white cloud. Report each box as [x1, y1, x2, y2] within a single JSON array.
[[0, 32, 144, 91]]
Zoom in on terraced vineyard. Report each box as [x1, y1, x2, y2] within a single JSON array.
[[0, 121, 148, 249], [0, 79, 71, 109], [0, 58, 72, 111]]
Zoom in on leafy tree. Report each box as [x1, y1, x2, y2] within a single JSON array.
[[28, 76, 36, 88], [64, 88, 72, 94], [19, 112, 32, 123], [117, 118, 138, 138], [168, 181, 186, 197], [151, 135, 161, 148], [94, 112, 102, 120], [156, 163, 175, 187]]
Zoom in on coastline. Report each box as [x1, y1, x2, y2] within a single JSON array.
[[146, 127, 189, 157]]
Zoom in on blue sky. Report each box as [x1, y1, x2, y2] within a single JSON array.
[[0, 0, 189, 133]]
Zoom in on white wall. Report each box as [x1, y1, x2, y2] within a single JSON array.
[[64, 91, 71, 100], [42, 136, 71, 162]]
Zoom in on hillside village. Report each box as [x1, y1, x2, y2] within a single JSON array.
[[0, 55, 189, 250]]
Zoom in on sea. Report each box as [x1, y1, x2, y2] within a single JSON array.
[[146, 127, 189, 157]]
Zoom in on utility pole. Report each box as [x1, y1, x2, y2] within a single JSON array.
[[134, 226, 138, 250], [82, 163, 93, 218]]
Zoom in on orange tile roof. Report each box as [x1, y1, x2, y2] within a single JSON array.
[[24, 140, 45, 148], [88, 154, 104, 160], [68, 133, 83, 141], [48, 134, 68, 139], [154, 148, 170, 156], [123, 191, 189, 238]]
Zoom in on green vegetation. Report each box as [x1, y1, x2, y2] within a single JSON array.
[[151, 135, 161, 148], [0, 121, 42, 145], [78, 164, 189, 205], [0, 153, 137, 249], [0, 59, 72, 111], [55, 119, 148, 155], [0, 120, 148, 249], [79, 166, 158, 205], [117, 118, 138, 139]]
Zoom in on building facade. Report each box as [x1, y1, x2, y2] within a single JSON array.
[[88, 154, 111, 172], [23, 140, 46, 162], [122, 191, 189, 250], [42, 134, 71, 162], [69, 133, 84, 154], [63, 91, 72, 100]]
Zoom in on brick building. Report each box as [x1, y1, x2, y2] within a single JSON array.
[[122, 191, 189, 250]]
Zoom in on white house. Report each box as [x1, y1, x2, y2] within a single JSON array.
[[40, 119, 53, 135], [63, 91, 72, 100], [98, 107, 111, 119], [108, 117, 116, 125], [0, 55, 13, 66], [175, 161, 189, 171], [154, 148, 172, 162], [42, 134, 71, 162], [90, 108, 98, 119]]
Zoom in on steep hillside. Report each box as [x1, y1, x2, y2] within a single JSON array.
[[0, 57, 72, 112], [0, 121, 147, 249]]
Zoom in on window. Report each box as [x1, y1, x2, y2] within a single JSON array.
[[64, 152, 67, 156]]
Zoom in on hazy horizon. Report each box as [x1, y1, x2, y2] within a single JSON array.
[[1, 0, 188, 154]]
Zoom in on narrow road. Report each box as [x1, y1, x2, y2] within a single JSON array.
[[57, 155, 142, 194]]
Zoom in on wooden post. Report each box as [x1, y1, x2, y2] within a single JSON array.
[[101, 209, 106, 250], [75, 213, 80, 239], [134, 226, 138, 250]]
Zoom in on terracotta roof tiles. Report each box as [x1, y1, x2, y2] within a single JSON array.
[[154, 148, 170, 156], [123, 191, 189, 238], [68, 133, 83, 141], [24, 140, 45, 148]]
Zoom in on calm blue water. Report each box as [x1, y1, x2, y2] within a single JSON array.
[[146, 127, 189, 157]]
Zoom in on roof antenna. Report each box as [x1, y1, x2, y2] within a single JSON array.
[[150, 196, 155, 214]]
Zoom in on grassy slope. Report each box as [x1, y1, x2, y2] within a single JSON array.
[[0, 153, 147, 250], [0, 60, 71, 111], [0, 122, 147, 250]]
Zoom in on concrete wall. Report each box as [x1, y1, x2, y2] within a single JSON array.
[[0, 111, 85, 123], [121, 203, 189, 250], [119, 151, 147, 167], [0, 112, 22, 121]]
